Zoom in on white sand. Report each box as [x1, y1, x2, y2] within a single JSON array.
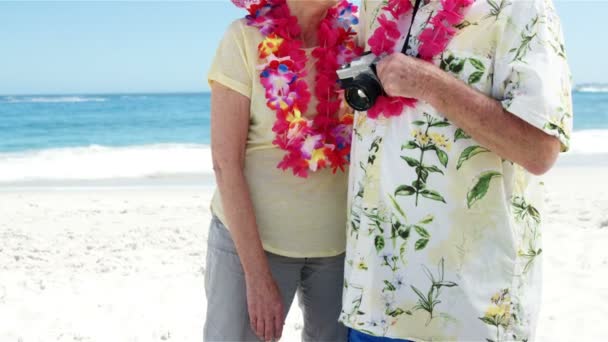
[[0, 165, 607, 341]]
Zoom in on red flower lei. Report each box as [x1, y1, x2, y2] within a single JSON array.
[[238, 0, 362, 177], [366, 0, 474, 119]]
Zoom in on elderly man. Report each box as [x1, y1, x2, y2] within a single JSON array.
[[340, 0, 572, 341]]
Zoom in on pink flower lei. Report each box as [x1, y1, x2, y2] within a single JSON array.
[[367, 0, 474, 119], [235, 0, 362, 177]]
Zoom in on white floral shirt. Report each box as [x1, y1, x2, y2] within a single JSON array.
[[340, 0, 572, 341]]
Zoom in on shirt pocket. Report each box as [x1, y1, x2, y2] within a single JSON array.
[[435, 49, 493, 93]]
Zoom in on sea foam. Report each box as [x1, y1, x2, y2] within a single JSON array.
[[575, 86, 608, 93], [0, 144, 213, 183], [0, 130, 605, 183], [1, 96, 108, 104], [568, 129, 608, 155]]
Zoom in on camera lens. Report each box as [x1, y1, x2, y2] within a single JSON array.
[[346, 88, 372, 111], [345, 74, 383, 111]]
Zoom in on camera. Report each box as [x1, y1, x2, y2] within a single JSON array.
[[337, 52, 384, 111]]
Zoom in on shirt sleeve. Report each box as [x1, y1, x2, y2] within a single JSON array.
[[207, 19, 253, 98], [492, 0, 573, 152]]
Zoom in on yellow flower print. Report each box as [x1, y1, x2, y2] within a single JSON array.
[[484, 305, 501, 317], [484, 303, 511, 322], [412, 129, 430, 145], [429, 132, 452, 151], [480, 289, 512, 341]]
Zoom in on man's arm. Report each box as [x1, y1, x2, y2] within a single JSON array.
[[376, 53, 561, 175]]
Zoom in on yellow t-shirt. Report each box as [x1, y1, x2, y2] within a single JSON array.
[[207, 19, 348, 258]]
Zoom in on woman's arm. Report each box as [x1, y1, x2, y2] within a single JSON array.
[[210, 83, 284, 341]]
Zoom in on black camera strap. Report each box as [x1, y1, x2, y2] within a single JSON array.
[[401, 0, 425, 55]]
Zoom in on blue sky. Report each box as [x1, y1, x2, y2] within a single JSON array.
[[0, 1, 604, 95]]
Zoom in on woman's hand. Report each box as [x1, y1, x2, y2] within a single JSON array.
[[246, 272, 285, 341]]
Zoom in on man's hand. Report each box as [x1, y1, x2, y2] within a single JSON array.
[[374, 52, 561, 175], [375, 53, 435, 100], [246, 272, 285, 341]]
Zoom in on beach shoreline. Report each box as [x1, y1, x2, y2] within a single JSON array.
[[0, 165, 607, 341]]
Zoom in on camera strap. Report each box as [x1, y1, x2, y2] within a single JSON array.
[[401, 0, 424, 56]]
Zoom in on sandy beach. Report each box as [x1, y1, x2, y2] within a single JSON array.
[[1, 163, 607, 342]]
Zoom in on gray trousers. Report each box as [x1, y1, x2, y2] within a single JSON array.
[[204, 216, 347, 342]]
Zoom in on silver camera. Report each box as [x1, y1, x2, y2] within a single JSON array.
[[337, 52, 384, 111]]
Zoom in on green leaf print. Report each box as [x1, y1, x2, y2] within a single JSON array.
[[402, 141, 419, 150], [468, 58, 486, 71], [364, 208, 386, 234], [420, 189, 446, 203], [415, 238, 430, 251], [511, 16, 540, 62], [424, 164, 445, 175], [401, 156, 421, 167], [444, 54, 455, 65], [513, 195, 543, 274], [387, 308, 406, 317], [431, 121, 451, 128], [419, 214, 434, 225], [375, 235, 385, 253], [512, 196, 541, 225], [389, 194, 407, 220], [417, 168, 430, 183], [484, 0, 512, 21], [410, 258, 459, 325], [457, 145, 491, 170], [468, 71, 485, 85], [449, 59, 466, 73], [544, 122, 568, 140], [454, 128, 471, 141], [398, 226, 411, 240], [391, 218, 403, 236], [431, 147, 449, 168], [400, 113, 450, 206], [467, 171, 502, 208], [412, 120, 426, 126], [399, 241, 409, 264], [522, 248, 543, 273], [414, 225, 431, 239], [480, 316, 499, 326], [383, 280, 397, 292], [395, 185, 416, 197]]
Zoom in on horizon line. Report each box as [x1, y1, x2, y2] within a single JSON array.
[[1, 83, 606, 97], [0, 90, 211, 97]]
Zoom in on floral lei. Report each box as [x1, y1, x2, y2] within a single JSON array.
[[366, 0, 474, 119], [234, 0, 362, 177]]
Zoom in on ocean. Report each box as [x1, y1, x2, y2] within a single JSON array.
[[0, 91, 606, 183]]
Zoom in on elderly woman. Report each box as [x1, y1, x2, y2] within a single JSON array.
[[205, 0, 360, 341]]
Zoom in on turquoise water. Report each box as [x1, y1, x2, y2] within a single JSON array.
[[571, 92, 608, 130], [0, 93, 210, 152], [0, 92, 605, 152], [0, 91, 605, 182]]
